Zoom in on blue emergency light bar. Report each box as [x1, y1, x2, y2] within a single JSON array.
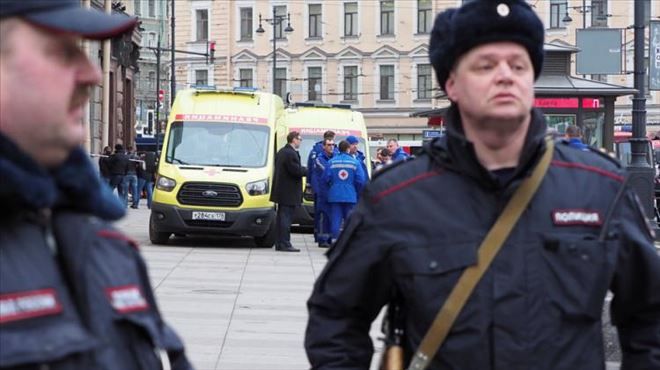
[[292, 102, 351, 110]]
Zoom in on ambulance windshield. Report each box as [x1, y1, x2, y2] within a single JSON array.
[[166, 121, 270, 168]]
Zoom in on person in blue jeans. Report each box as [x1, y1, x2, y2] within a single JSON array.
[[108, 144, 129, 202], [322, 140, 366, 240], [123, 145, 140, 208], [136, 152, 155, 209]]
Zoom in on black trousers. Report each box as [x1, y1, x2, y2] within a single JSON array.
[[275, 205, 295, 248]]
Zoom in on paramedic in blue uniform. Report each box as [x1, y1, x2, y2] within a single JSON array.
[[0, 1, 192, 369], [311, 138, 335, 248], [387, 138, 411, 162], [346, 135, 370, 184], [323, 140, 366, 241], [307, 130, 338, 242], [305, 1, 660, 369]]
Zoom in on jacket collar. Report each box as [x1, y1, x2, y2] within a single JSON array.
[[0, 133, 125, 220], [425, 105, 548, 190]]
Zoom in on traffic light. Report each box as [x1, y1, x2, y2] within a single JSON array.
[[158, 89, 165, 103], [208, 41, 215, 64]]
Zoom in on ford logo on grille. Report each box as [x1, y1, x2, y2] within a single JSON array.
[[202, 190, 218, 197]]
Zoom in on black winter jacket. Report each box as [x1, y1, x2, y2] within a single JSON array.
[[108, 151, 130, 175], [271, 144, 307, 206], [0, 134, 193, 370], [305, 108, 660, 370]]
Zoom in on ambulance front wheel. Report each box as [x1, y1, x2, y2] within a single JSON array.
[[149, 213, 171, 245], [254, 221, 276, 248]]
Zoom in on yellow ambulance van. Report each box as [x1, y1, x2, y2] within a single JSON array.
[[276, 103, 371, 226], [149, 87, 284, 246]]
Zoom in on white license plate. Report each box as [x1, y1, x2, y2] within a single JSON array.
[[191, 211, 226, 221]]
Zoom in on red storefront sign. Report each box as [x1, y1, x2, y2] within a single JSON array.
[[534, 97, 602, 109]]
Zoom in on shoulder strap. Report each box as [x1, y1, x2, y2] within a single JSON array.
[[408, 137, 555, 370]]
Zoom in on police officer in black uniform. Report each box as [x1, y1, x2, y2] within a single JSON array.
[[305, 1, 660, 369], [0, 1, 192, 369]]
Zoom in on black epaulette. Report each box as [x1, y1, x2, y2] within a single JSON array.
[[371, 155, 416, 181], [585, 146, 623, 169]]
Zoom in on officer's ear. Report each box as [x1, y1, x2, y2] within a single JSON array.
[[445, 73, 458, 102]]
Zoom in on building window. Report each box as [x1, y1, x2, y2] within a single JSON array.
[[344, 2, 358, 37], [549, 0, 568, 29], [275, 68, 287, 98], [195, 70, 208, 86], [380, 65, 394, 100], [417, 64, 432, 99], [591, 0, 608, 27], [148, 0, 155, 17], [239, 69, 253, 87], [308, 67, 322, 101], [380, 1, 394, 36], [240, 8, 253, 41], [308, 4, 322, 38], [343, 66, 358, 101], [417, 0, 432, 34], [274, 6, 286, 39], [196, 9, 209, 41], [135, 0, 141, 15]]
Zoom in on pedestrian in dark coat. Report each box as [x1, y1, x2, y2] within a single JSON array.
[[271, 131, 307, 252], [108, 143, 130, 202], [305, 1, 660, 369], [98, 145, 113, 184], [0, 2, 192, 369]]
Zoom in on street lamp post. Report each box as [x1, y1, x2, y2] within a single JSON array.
[[628, 0, 656, 222], [256, 7, 294, 95]]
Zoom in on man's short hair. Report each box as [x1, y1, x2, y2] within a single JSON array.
[[323, 130, 336, 140], [114, 144, 123, 151], [387, 138, 398, 144], [338, 140, 350, 153], [287, 131, 300, 144], [565, 125, 581, 138]]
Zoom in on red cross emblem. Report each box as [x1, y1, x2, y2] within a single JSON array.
[[338, 169, 349, 180], [205, 168, 220, 176]]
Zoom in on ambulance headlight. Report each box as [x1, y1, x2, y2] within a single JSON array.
[[156, 175, 177, 192], [246, 179, 269, 195]]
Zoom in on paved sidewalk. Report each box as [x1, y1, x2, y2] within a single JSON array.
[[115, 207, 384, 370], [115, 207, 622, 370]]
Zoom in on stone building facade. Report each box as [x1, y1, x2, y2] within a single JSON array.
[[167, 0, 659, 145]]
